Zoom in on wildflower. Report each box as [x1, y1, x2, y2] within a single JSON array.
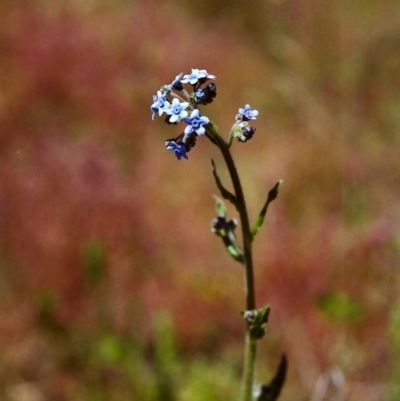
[[194, 83, 217, 105], [165, 139, 188, 160], [238, 126, 256, 143], [183, 109, 209, 136], [181, 69, 216, 86], [165, 98, 189, 123], [171, 73, 184, 91], [197, 69, 216, 84], [151, 91, 171, 120], [231, 121, 256, 143], [237, 104, 259, 121], [165, 132, 198, 160]]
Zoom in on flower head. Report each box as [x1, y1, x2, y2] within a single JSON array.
[[183, 109, 210, 136], [194, 83, 217, 105], [165, 139, 188, 160], [171, 73, 184, 91], [237, 104, 259, 121], [181, 69, 216, 86], [151, 91, 171, 120], [165, 98, 189, 123], [165, 132, 198, 160], [238, 126, 256, 143]]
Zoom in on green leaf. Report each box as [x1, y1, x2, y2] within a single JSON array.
[[226, 244, 244, 263], [256, 354, 288, 401], [213, 195, 228, 217], [251, 180, 282, 238], [211, 159, 237, 207]]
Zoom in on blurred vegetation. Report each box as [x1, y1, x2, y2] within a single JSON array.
[[1, 0, 400, 400]]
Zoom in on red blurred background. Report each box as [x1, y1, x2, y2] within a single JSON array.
[[1, 1, 400, 400]]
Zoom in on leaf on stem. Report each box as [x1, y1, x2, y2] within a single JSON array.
[[226, 244, 244, 263], [256, 354, 288, 401], [213, 195, 228, 217], [211, 159, 238, 207], [251, 180, 282, 238]]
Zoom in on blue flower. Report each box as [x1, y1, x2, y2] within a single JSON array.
[[198, 69, 216, 81], [165, 98, 189, 123], [150, 91, 171, 120], [165, 139, 188, 160], [171, 73, 184, 91], [194, 83, 217, 105], [181, 69, 216, 85], [238, 104, 259, 121], [183, 109, 210, 136]]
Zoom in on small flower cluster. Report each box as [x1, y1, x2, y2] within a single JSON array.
[[211, 196, 243, 262], [242, 306, 270, 340], [151, 69, 259, 160], [231, 104, 258, 143], [151, 69, 216, 160]]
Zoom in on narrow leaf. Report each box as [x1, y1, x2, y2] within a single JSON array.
[[256, 353, 288, 401], [213, 195, 228, 217], [251, 180, 282, 238], [227, 244, 244, 263], [211, 159, 237, 207]]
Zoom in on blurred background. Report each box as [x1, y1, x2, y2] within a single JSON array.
[[1, 0, 400, 400]]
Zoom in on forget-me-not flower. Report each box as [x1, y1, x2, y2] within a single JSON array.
[[151, 91, 171, 120], [195, 83, 217, 105], [165, 140, 188, 160], [165, 98, 189, 123], [198, 69, 216, 81], [171, 73, 184, 91], [181, 69, 216, 85], [183, 109, 210, 136], [238, 104, 259, 121]]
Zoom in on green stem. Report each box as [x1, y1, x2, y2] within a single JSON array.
[[205, 124, 256, 401], [242, 334, 257, 401]]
